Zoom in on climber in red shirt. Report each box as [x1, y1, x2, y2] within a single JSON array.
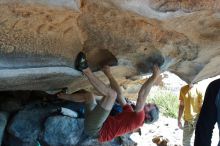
[[58, 52, 160, 143]]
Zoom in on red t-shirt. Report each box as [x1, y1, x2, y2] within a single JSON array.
[[98, 104, 145, 142]]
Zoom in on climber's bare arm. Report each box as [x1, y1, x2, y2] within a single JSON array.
[[135, 65, 160, 112]]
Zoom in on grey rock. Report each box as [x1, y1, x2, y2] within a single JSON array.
[[0, 98, 23, 113], [0, 66, 80, 91], [7, 136, 40, 146], [8, 103, 56, 144], [0, 91, 31, 113], [43, 116, 84, 146], [0, 112, 9, 146]]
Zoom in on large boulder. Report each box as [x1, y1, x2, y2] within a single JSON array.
[[7, 103, 56, 146], [43, 116, 84, 146], [0, 112, 8, 146], [0, 0, 82, 91], [148, 0, 220, 12], [0, 0, 219, 91]]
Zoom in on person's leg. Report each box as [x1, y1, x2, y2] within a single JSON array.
[[102, 65, 127, 107], [58, 89, 108, 137], [183, 121, 194, 146], [216, 90, 220, 146], [82, 90, 114, 137], [57, 90, 98, 116], [83, 68, 117, 111], [194, 79, 219, 146], [82, 91, 97, 112], [188, 124, 195, 146], [75, 52, 117, 136], [57, 90, 96, 105], [190, 117, 198, 146], [75, 52, 117, 109]]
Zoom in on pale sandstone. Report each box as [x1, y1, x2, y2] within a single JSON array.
[[0, 0, 219, 91]]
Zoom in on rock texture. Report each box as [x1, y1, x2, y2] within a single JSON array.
[[43, 116, 84, 146], [0, 112, 8, 146], [149, 0, 220, 12], [7, 103, 56, 145], [0, 0, 219, 91]]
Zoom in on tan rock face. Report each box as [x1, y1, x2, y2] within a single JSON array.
[[149, 0, 220, 12], [0, 3, 82, 59], [78, 1, 198, 76], [0, 0, 219, 91]]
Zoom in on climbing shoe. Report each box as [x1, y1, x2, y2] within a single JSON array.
[[75, 52, 88, 72]]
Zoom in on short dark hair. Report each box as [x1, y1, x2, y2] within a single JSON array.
[[145, 105, 159, 124]]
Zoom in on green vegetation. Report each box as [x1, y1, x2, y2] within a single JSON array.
[[149, 88, 179, 119]]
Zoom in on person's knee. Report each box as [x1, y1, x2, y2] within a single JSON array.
[[100, 90, 117, 110], [108, 89, 117, 100], [85, 91, 93, 98], [84, 92, 95, 103]]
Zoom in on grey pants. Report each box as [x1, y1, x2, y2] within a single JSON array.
[[183, 118, 198, 146], [84, 102, 111, 137]]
